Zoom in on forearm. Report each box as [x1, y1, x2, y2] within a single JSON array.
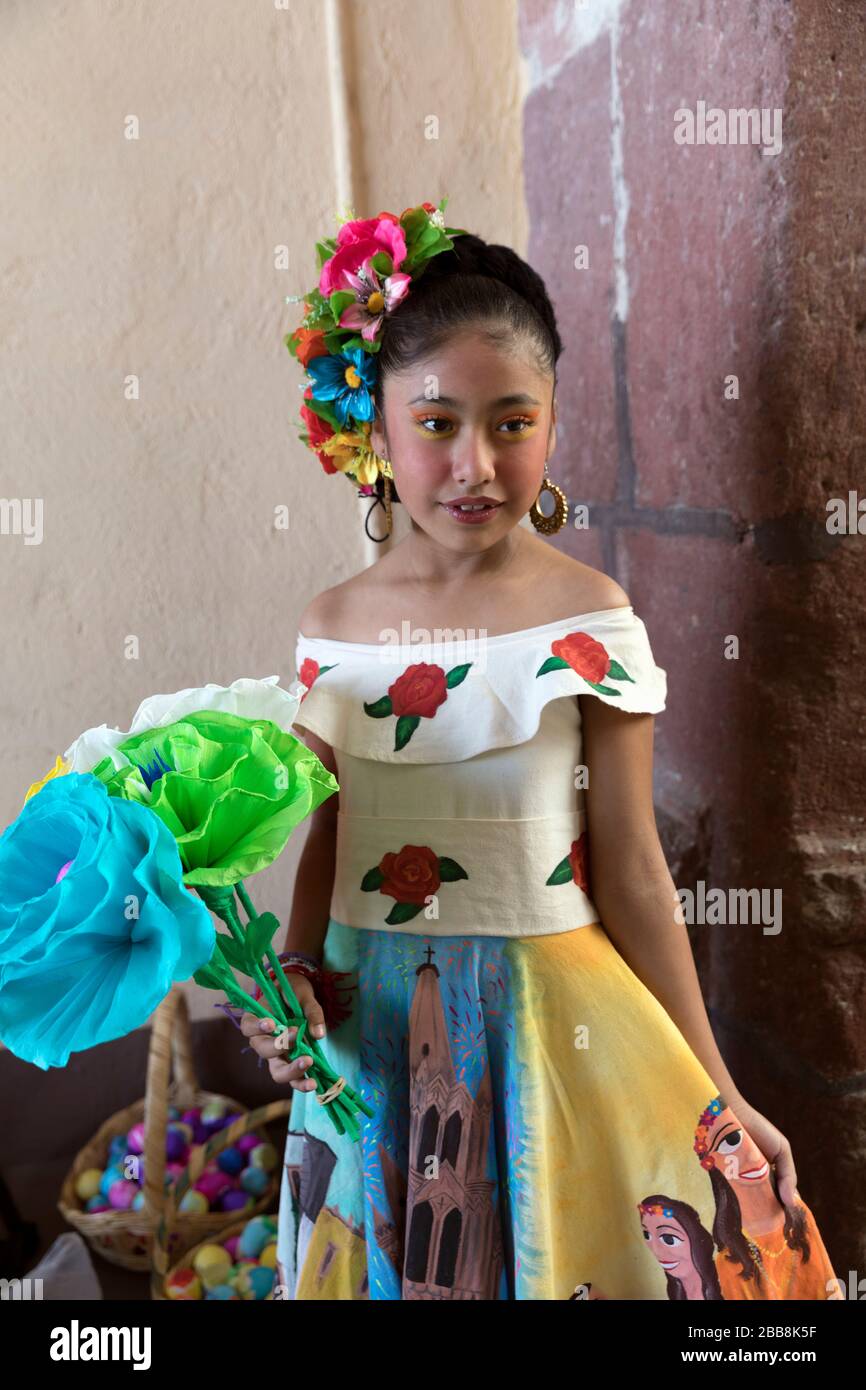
[[281, 821, 337, 961], [592, 865, 743, 1108]]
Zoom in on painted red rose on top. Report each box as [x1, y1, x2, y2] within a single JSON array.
[[361, 841, 468, 926], [536, 631, 635, 696], [298, 655, 337, 703], [364, 659, 472, 751]]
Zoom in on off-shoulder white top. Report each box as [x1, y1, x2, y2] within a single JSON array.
[[289, 606, 667, 939]]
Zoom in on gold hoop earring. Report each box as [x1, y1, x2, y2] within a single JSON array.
[[382, 471, 393, 537], [529, 469, 568, 534]]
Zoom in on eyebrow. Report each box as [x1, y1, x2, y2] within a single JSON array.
[[407, 392, 542, 408]]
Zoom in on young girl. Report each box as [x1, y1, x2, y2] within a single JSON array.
[[241, 206, 837, 1301]]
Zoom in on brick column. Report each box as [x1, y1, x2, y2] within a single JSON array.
[[520, 0, 866, 1279]]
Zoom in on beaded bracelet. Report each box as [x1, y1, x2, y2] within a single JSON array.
[[252, 949, 357, 1030]]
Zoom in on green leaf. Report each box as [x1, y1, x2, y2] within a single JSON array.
[[370, 251, 393, 277], [302, 395, 341, 433], [322, 328, 351, 355], [400, 208, 428, 241], [193, 960, 230, 991], [584, 680, 622, 696], [361, 866, 385, 891], [315, 238, 337, 270], [329, 290, 355, 320], [546, 856, 574, 885], [536, 656, 570, 677], [246, 910, 281, 960], [332, 332, 368, 354], [606, 660, 635, 683], [395, 715, 420, 750], [385, 900, 425, 925], [213, 931, 250, 975], [363, 696, 393, 718], [445, 663, 472, 688], [438, 857, 468, 882]]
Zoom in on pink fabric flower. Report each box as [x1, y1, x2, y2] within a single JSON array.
[[319, 216, 408, 298], [337, 257, 411, 341]]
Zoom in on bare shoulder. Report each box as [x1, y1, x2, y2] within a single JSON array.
[[527, 537, 630, 617], [297, 583, 345, 640], [297, 571, 378, 641]]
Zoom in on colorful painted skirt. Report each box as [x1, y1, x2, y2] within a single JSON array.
[[275, 917, 836, 1301]]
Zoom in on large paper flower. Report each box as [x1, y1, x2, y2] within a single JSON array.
[[62, 675, 306, 776], [0, 773, 214, 1069], [24, 753, 69, 803], [88, 708, 338, 887]]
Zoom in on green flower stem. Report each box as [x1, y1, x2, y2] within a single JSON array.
[[206, 878, 372, 1135], [220, 976, 273, 1022], [233, 884, 372, 1123], [222, 896, 288, 1024], [234, 879, 258, 926]]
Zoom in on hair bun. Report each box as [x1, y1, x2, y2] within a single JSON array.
[[419, 232, 563, 362]]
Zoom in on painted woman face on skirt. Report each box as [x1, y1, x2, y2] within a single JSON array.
[[704, 1106, 774, 1198]]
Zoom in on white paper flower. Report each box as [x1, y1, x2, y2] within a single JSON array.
[[63, 676, 306, 773]]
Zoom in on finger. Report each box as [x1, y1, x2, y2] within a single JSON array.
[[249, 1023, 300, 1060], [269, 1054, 316, 1089], [774, 1140, 798, 1209], [284, 975, 327, 1040], [239, 1013, 279, 1039], [302, 994, 327, 1039]]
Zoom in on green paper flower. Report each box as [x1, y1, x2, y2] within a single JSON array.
[[90, 709, 337, 887]]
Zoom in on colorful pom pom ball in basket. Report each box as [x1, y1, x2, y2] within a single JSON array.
[[157, 1212, 282, 1302], [152, 1088, 295, 1299], [57, 986, 292, 1272]]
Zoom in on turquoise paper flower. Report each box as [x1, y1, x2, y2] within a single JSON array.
[[0, 772, 215, 1068]]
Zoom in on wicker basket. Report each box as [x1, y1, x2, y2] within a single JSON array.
[[58, 985, 290, 1271], [154, 1208, 282, 1301], [152, 1096, 293, 1300]]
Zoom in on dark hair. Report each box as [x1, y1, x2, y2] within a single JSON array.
[[370, 232, 563, 509]]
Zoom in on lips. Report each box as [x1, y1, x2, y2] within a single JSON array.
[[739, 1161, 770, 1182], [440, 498, 503, 509], [439, 500, 503, 525]]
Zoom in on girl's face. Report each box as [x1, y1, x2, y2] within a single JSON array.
[[370, 327, 557, 549]]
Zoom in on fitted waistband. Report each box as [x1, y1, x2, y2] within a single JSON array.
[[329, 810, 600, 937]]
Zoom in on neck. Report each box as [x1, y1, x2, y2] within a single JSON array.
[[736, 1184, 786, 1236], [401, 522, 529, 593]]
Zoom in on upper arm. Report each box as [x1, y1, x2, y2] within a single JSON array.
[[572, 570, 665, 893], [579, 694, 668, 896], [295, 720, 340, 833], [296, 590, 340, 829]]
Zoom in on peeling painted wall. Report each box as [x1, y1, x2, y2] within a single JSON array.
[[519, 0, 865, 1272], [0, 0, 527, 1027]]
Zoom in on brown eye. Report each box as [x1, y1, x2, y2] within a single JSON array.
[[498, 416, 535, 433]]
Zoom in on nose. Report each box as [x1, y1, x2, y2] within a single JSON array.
[[451, 430, 497, 487]]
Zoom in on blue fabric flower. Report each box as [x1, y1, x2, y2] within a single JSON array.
[[306, 346, 376, 426], [0, 772, 215, 1068]]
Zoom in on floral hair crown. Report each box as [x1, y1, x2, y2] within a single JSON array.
[[693, 1094, 724, 1169], [284, 198, 468, 494], [637, 1201, 675, 1218]]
